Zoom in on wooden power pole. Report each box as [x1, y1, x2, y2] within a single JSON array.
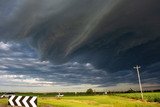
[[133, 65, 144, 100]]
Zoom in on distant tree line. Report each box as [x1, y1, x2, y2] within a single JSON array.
[[0, 89, 159, 97]]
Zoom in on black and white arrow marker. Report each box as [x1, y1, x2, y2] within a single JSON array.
[[8, 95, 15, 106], [8, 96, 37, 107], [16, 96, 22, 107]]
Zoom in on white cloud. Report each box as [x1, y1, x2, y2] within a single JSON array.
[[0, 73, 54, 87], [0, 42, 12, 50], [0, 65, 8, 69]]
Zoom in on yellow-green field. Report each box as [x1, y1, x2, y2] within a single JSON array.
[[0, 93, 160, 107], [115, 92, 160, 102]]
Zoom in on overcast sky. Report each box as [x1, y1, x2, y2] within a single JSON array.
[[0, 0, 160, 92]]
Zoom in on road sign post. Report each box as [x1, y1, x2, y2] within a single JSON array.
[[8, 95, 37, 107]]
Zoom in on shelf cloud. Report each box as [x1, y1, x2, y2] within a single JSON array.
[[0, 0, 160, 91]]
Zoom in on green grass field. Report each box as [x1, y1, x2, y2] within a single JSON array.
[[115, 92, 160, 102], [0, 92, 159, 107]]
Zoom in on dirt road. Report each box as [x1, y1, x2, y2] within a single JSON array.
[[0, 104, 7, 107]]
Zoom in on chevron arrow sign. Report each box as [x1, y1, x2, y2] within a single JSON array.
[[8, 96, 37, 107]]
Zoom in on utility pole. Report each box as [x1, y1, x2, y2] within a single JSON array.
[[133, 65, 144, 100]]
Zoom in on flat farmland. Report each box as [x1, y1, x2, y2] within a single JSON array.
[[0, 92, 159, 107]]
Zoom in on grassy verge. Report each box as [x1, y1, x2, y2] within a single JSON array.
[[38, 95, 160, 107], [0, 93, 160, 107], [114, 92, 160, 102], [0, 98, 7, 104]]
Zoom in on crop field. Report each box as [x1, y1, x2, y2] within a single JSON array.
[[115, 92, 160, 103], [0, 92, 159, 107]]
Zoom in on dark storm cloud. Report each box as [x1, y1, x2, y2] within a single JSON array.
[[0, 0, 121, 62], [69, 0, 160, 71], [0, 42, 109, 87], [0, 42, 159, 89], [0, 0, 160, 88]]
